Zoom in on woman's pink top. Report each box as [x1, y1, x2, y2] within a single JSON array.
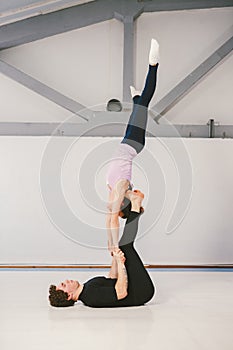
[[106, 143, 137, 190]]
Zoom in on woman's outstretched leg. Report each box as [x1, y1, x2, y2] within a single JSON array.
[[138, 63, 159, 108], [121, 39, 159, 153], [139, 38, 160, 107]]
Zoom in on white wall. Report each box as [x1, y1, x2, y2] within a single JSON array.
[[0, 7, 233, 265], [0, 137, 232, 265]]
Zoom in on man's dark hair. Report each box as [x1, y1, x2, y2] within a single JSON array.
[[49, 285, 75, 307]]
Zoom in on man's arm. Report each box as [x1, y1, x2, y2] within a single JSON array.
[[108, 255, 118, 279], [114, 250, 128, 300]]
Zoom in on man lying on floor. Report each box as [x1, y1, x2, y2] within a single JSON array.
[[49, 193, 155, 308]]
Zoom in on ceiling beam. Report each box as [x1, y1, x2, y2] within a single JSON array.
[[151, 35, 233, 121], [0, 0, 114, 50], [0, 1, 95, 27], [1, 0, 232, 50], [122, 17, 135, 103], [143, 0, 233, 12], [0, 0, 232, 121], [113, 3, 144, 103], [0, 59, 93, 121]]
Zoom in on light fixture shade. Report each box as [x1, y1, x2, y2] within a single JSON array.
[[106, 99, 122, 112]]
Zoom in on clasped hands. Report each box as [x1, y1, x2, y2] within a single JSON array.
[[113, 248, 126, 264], [108, 245, 126, 264]]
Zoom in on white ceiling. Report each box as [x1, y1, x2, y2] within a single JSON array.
[[0, 0, 95, 26]]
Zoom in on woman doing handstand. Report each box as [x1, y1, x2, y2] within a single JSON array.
[[106, 38, 159, 254]]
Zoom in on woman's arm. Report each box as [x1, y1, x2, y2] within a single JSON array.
[[106, 212, 113, 254], [109, 181, 129, 251]]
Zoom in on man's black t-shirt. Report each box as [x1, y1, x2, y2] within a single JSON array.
[[78, 276, 141, 308]]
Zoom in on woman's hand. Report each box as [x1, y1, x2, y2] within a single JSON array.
[[107, 203, 112, 212], [113, 249, 126, 264], [108, 242, 119, 256], [108, 240, 113, 256]]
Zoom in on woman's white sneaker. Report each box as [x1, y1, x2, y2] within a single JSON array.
[[130, 85, 141, 98], [149, 38, 159, 66]]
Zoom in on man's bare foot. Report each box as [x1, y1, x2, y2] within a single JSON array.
[[119, 190, 145, 217], [125, 189, 144, 201], [125, 190, 144, 212]]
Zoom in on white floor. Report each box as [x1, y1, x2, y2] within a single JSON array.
[[1, 269, 233, 350]]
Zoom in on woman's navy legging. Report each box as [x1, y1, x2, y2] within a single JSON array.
[[121, 64, 159, 154], [119, 211, 155, 306]]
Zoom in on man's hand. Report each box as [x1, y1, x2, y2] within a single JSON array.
[[113, 249, 126, 264], [114, 248, 128, 299]]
